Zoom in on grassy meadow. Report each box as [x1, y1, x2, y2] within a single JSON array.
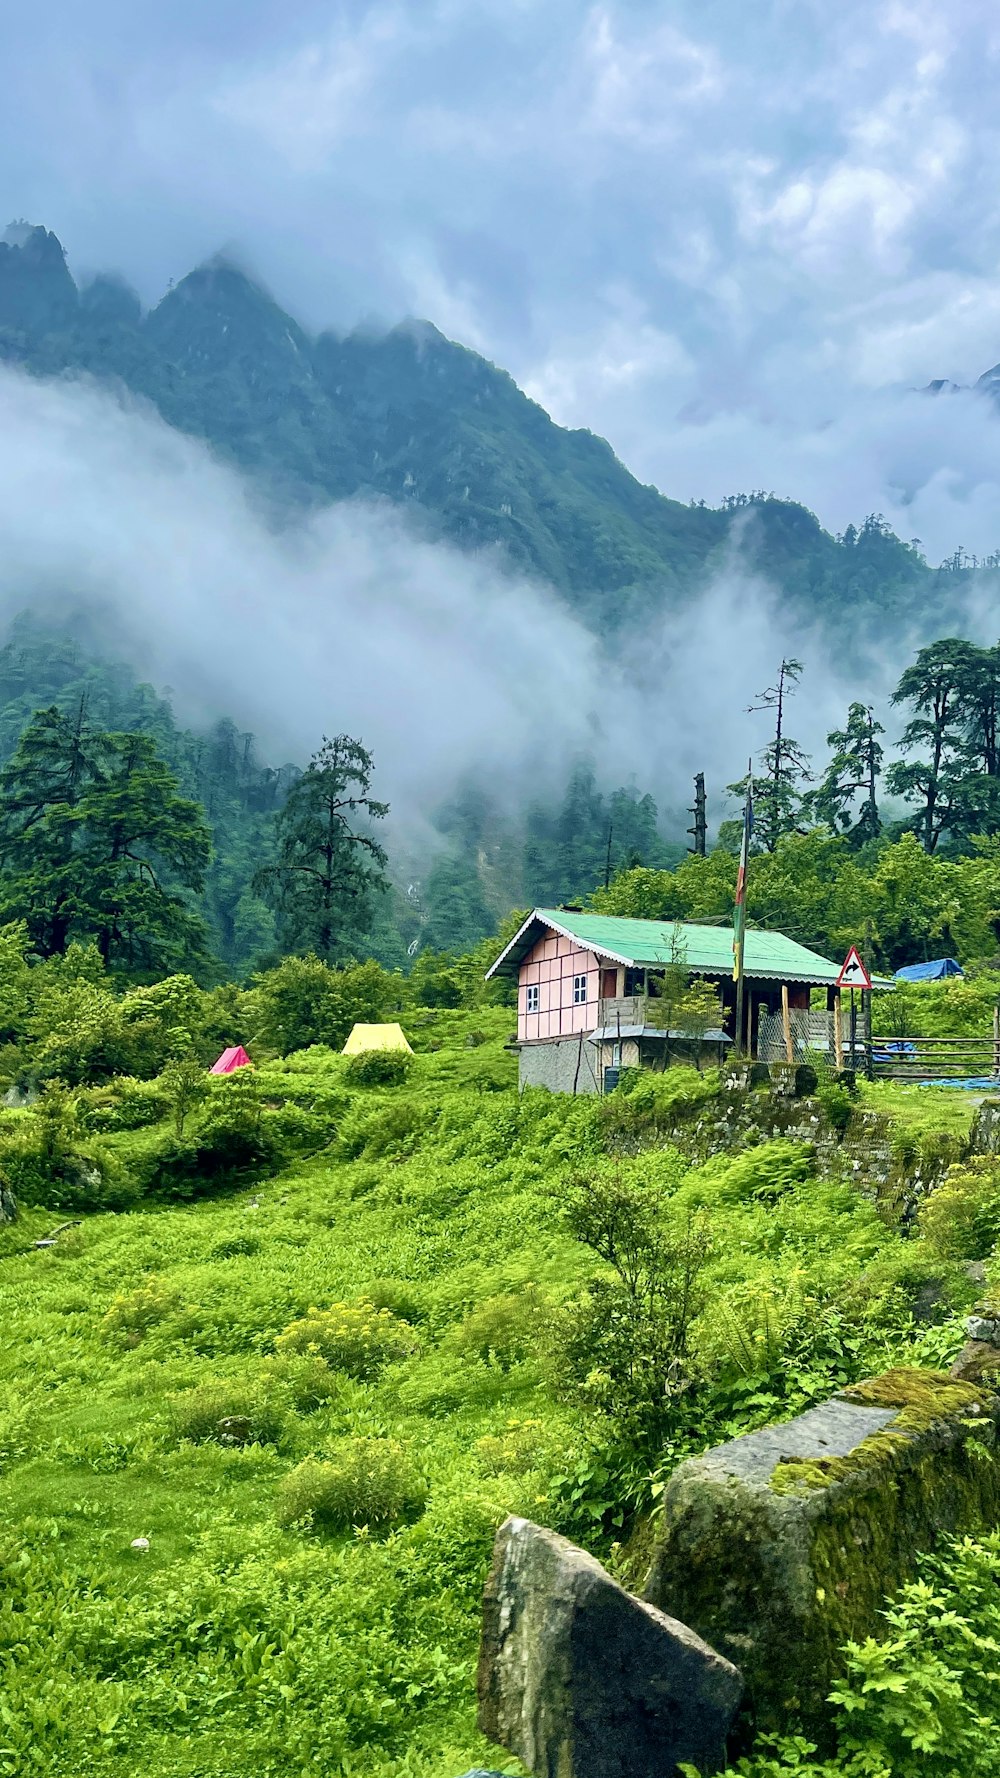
[[1, 1008, 998, 1778]]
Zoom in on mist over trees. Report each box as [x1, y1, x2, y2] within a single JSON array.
[[4, 617, 1000, 985]]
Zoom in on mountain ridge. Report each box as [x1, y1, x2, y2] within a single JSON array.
[[0, 221, 956, 630]]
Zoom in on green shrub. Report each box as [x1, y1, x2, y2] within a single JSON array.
[[0, 1087, 137, 1211], [263, 1099, 337, 1156], [337, 1097, 431, 1160], [816, 1078, 855, 1137], [209, 1233, 261, 1260], [262, 1352, 343, 1413], [918, 1159, 1000, 1259], [345, 1047, 412, 1087], [276, 1300, 417, 1378], [474, 1417, 548, 1476], [169, 1381, 285, 1447], [275, 1441, 426, 1532], [365, 1278, 428, 1323], [78, 1077, 170, 1133], [447, 1288, 548, 1370], [102, 1282, 185, 1345]]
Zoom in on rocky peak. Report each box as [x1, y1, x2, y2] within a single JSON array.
[[0, 222, 78, 333]]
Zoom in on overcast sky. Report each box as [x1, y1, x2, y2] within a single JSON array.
[[8, 0, 1000, 555]]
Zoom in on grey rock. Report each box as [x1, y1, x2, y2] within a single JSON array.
[[478, 1515, 742, 1778], [644, 1374, 1000, 1735], [217, 1416, 254, 1446], [967, 1315, 1000, 1345], [691, 1396, 897, 1485]]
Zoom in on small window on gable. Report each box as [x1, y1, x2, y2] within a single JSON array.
[[525, 983, 540, 1013], [573, 973, 588, 1005]]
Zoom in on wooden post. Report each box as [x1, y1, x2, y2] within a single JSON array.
[[781, 983, 794, 1064], [834, 989, 844, 1072], [993, 1003, 1000, 1079], [862, 917, 874, 1082]]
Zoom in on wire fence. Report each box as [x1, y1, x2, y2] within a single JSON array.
[[758, 1009, 1000, 1081]]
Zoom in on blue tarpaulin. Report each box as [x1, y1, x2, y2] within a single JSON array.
[[894, 958, 964, 982]]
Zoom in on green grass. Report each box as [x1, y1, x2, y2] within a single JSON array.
[[859, 1080, 985, 1144], [0, 1034, 989, 1778]]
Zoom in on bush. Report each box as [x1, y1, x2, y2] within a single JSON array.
[[78, 1077, 170, 1134], [275, 1441, 426, 1532], [475, 1417, 548, 1476], [139, 1074, 285, 1200], [275, 1300, 417, 1379], [344, 1048, 412, 1087], [447, 1288, 548, 1371], [103, 1282, 185, 1345], [209, 1233, 261, 1260], [918, 1159, 1000, 1259], [262, 1352, 344, 1413], [169, 1382, 286, 1447], [337, 1098, 431, 1161], [0, 1087, 138, 1211]]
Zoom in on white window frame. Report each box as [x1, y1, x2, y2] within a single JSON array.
[[525, 983, 540, 1013], [573, 973, 589, 1005]]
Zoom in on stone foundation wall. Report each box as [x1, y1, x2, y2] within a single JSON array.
[[518, 1037, 602, 1095]]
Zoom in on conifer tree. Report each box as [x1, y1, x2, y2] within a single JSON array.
[[0, 707, 211, 971], [810, 703, 884, 843], [255, 735, 389, 960]]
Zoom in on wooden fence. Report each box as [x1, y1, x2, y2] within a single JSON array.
[[870, 1032, 1000, 1082], [759, 1005, 1000, 1082]]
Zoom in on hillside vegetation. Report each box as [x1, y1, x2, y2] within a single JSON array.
[[5, 954, 1000, 1777], [0, 223, 942, 629]]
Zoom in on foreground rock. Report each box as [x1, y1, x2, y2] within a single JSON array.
[[477, 1515, 742, 1778], [643, 1368, 1000, 1735]]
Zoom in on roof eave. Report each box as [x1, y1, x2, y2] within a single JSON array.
[[485, 908, 637, 979]]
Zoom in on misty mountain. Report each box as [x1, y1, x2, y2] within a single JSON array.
[[0, 223, 938, 628]]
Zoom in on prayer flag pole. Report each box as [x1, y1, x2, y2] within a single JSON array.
[[733, 759, 753, 1056]]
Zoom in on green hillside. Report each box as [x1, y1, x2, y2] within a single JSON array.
[[0, 223, 935, 628], [3, 976, 1000, 1778]]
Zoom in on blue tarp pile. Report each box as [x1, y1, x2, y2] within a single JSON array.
[[894, 958, 964, 982]]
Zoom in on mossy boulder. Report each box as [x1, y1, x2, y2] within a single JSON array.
[[643, 1368, 1000, 1738]]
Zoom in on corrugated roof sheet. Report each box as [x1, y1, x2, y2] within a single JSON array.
[[487, 907, 846, 986], [587, 1025, 731, 1043]]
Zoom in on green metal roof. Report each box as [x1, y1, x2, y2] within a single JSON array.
[[487, 907, 849, 986]]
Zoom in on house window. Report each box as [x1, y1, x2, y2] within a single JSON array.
[[525, 984, 539, 1013], [573, 974, 588, 1005]]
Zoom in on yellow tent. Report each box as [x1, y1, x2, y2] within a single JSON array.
[[342, 1022, 413, 1056]]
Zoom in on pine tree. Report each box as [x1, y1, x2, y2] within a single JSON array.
[[810, 703, 884, 843], [254, 735, 389, 959], [887, 639, 979, 852], [729, 659, 811, 852], [0, 708, 211, 971]]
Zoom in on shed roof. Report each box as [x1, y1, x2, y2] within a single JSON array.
[[342, 1022, 413, 1055], [487, 908, 849, 988]]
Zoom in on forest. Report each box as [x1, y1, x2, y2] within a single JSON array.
[[3, 617, 1000, 989]]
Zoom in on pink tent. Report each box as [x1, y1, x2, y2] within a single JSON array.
[[210, 1045, 252, 1075]]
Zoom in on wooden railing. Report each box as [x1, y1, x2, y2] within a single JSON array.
[[870, 1034, 1000, 1082]]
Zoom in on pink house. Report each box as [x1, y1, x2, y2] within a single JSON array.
[[487, 907, 848, 1093]]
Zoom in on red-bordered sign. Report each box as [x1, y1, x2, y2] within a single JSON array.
[[836, 945, 872, 990]]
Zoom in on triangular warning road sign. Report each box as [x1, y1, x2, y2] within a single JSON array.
[[837, 945, 872, 990]]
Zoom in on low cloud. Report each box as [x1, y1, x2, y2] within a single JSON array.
[[2, 363, 994, 851]]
